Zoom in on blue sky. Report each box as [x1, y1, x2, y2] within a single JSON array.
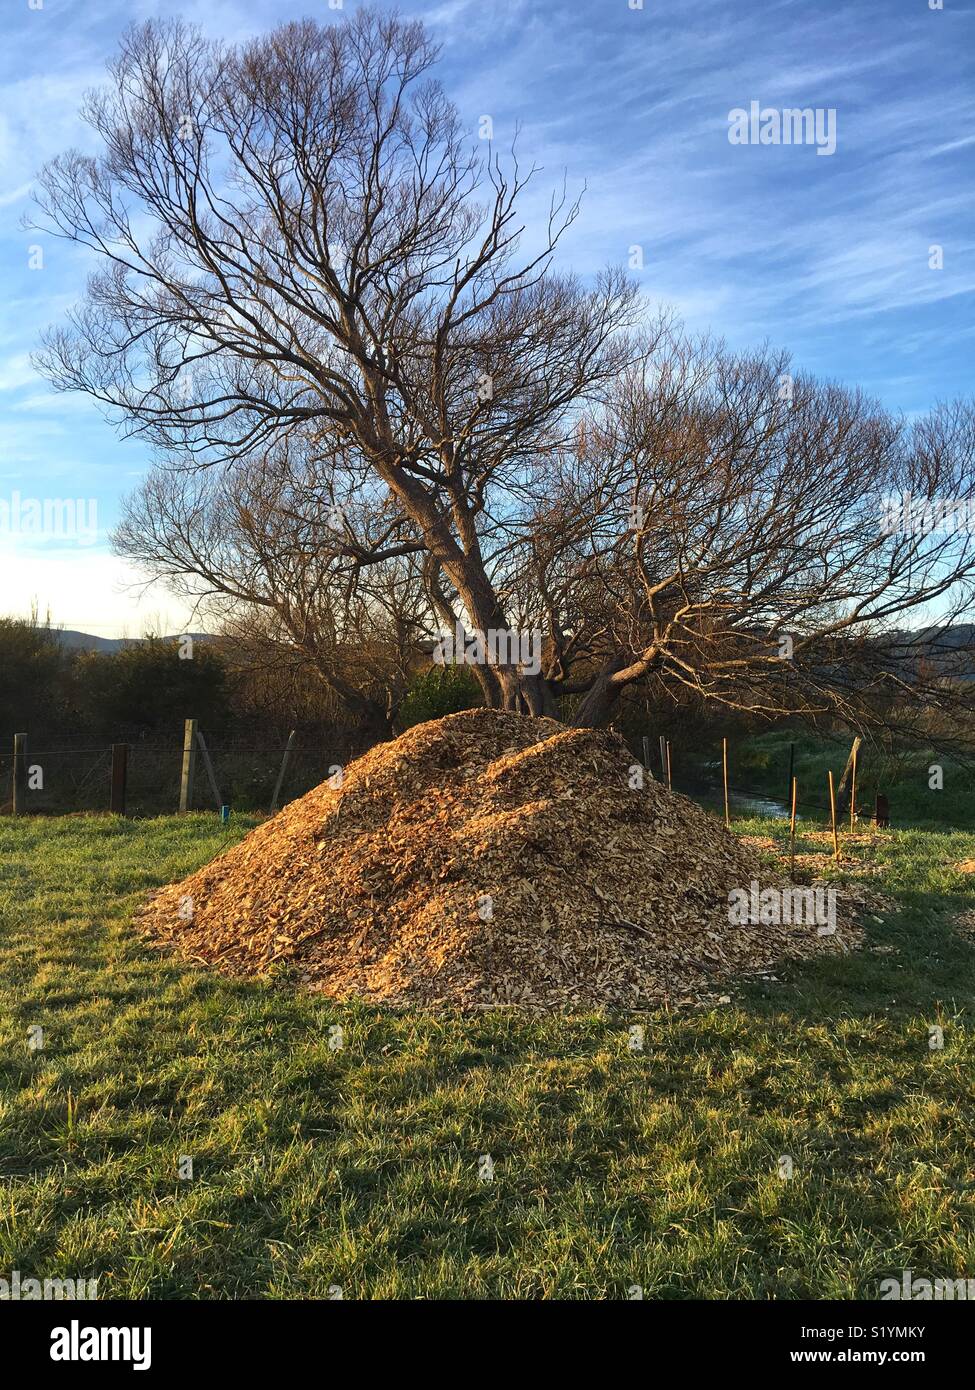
[[1, 0, 973, 635]]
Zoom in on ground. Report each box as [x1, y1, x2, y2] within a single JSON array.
[[2, 812, 975, 1299]]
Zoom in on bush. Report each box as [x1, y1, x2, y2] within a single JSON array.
[[0, 617, 68, 736], [72, 639, 231, 736], [397, 665, 482, 728]]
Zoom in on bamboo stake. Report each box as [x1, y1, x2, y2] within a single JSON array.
[[722, 737, 730, 828], [849, 742, 858, 833], [665, 740, 672, 792], [828, 769, 839, 860], [789, 776, 798, 880]]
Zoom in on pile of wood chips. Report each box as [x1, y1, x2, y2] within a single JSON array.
[[137, 709, 856, 1010]]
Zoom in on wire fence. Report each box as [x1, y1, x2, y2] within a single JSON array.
[[0, 728, 373, 818], [1, 723, 877, 827]]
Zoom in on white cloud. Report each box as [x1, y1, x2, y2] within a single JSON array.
[[0, 537, 197, 638]]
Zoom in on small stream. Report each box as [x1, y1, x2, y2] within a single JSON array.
[[677, 779, 791, 821]]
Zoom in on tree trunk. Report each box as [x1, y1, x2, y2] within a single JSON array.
[[569, 657, 628, 728], [471, 663, 504, 708]]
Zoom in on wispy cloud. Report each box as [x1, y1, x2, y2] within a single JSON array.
[[0, 0, 972, 633]]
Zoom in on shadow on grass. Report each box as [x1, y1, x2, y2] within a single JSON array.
[[4, 813, 975, 1298]]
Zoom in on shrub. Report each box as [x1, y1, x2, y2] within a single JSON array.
[[397, 665, 482, 729]]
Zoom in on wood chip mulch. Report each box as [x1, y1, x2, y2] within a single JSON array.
[[136, 709, 860, 1010]]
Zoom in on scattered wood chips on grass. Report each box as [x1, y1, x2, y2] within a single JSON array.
[[137, 709, 859, 1010]]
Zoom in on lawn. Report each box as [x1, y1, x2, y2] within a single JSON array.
[[2, 811, 975, 1299]]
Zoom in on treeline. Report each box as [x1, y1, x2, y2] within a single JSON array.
[[0, 617, 481, 745], [7, 616, 960, 796]]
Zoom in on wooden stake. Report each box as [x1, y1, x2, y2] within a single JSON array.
[[722, 737, 730, 828], [849, 742, 858, 833], [836, 735, 862, 810], [110, 743, 128, 816], [179, 718, 198, 813], [789, 776, 798, 880], [828, 768, 839, 860], [665, 740, 672, 792], [270, 729, 297, 812], [12, 733, 28, 816], [195, 730, 222, 810], [659, 735, 668, 781]]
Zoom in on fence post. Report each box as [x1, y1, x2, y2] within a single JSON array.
[[270, 730, 297, 813], [110, 743, 128, 816], [658, 735, 668, 781], [836, 735, 862, 811], [195, 730, 223, 810], [179, 718, 198, 813], [12, 733, 28, 816], [722, 737, 730, 828]]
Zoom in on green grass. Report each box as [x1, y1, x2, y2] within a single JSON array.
[[2, 812, 975, 1299]]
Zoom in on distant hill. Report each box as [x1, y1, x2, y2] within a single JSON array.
[[891, 624, 975, 680], [54, 630, 213, 653]]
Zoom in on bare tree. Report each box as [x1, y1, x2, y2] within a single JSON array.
[[33, 10, 636, 716], [509, 332, 975, 736], [114, 438, 430, 735], [33, 10, 975, 738]]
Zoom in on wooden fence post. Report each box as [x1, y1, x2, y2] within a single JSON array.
[[110, 743, 128, 816], [12, 733, 28, 816], [179, 718, 198, 813], [722, 736, 730, 828], [195, 730, 223, 810], [270, 730, 297, 813], [836, 735, 862, 810]]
